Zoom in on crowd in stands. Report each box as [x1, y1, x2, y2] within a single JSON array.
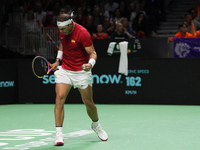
[[174, 0, 200, 38], [2, 0, 200, 39], [0, 0, 166, 39]]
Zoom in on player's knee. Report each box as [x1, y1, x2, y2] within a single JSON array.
[[55, 95, 65, 105], [84, 100, 95, 108]]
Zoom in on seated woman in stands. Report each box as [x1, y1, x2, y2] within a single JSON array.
[[92, 24, 109, 39], [174, 23, 193, 38], [132, 12, 147, 38]]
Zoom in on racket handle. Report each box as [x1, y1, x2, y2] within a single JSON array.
[[47, 68, 53, 74]]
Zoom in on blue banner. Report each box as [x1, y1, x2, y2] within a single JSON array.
[[174, 38, 200, 58]]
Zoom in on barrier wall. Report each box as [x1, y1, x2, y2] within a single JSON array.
[[93, 38, 169, 58], [1, 38, 200, 105], [1, 58, 200, 105], [0, 60, 18, 104]]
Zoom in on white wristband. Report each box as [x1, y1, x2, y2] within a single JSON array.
[[57, 50, 63, 60], [88, 58, 96, 67]]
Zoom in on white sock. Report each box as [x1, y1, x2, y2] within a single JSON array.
[[92, 120, 99, 128], [56, 127, 62, 133]]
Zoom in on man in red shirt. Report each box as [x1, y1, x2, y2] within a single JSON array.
[[51, 13, 108, 146], [174, 23, 193, 38]]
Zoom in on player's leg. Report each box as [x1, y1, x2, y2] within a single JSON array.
[[78, 85, 98, 121], [55, 83, 72, 126], [54, 83, 72, 146], [78, 85, 108, 141]]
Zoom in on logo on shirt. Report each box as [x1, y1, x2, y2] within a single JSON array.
[[71, 39, 75, 43]]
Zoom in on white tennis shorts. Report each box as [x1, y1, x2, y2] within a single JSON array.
[[54, 66, 92, 89]]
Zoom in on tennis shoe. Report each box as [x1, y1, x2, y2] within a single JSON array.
[[92, 123, 108, 141], [54, 132, 64, 146]]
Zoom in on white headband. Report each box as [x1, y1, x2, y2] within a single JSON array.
[[57, 11, 74, 27], [57, 19, 72, 26]]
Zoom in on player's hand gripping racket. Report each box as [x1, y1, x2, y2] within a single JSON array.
[[32, 56, 53, 78]]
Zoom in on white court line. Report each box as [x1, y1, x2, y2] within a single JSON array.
[[0, 129, 94, 150], [0, 143, 8, 146]]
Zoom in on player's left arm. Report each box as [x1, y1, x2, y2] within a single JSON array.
[[82, 44, 97, 71]]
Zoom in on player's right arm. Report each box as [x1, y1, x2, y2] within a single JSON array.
[[51, 43, 63, 70], [57, 43, 63, 60]]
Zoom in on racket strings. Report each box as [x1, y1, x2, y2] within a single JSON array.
[[33, 58, 49, 77]]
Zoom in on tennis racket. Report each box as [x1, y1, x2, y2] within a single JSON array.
[[46, 33, 59, 49], [32, 56, 53, 78]]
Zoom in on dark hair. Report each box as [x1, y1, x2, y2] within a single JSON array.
[[97, 24, 103, 28], [112, 8, 121, 18], [185, 12, 191, 18], [135, 12, 146, 22], [188, 8, 197, 14], [60, 8, 68, 14], [179, 23, 188, 29], [178, 24, 183, 29], [57, 14, 71, 22]]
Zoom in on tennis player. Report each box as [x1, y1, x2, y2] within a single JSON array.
[[51, 12, 108, 146]]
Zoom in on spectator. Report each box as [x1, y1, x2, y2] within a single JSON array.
[[84, 2, 93, 16], [130, 2, 146, 23], [110, 8, 124, 25], [92, 24, 109, 39], [74, 7, 87, 26], [125, 0, 135, 12], [14, 6, 27, 27], [194, 30, 200, 37], [1, 0, 22, 25], [51, 16, 57, 27], [119, 1, 130, 21], [174, 24, 193, 38], [60, 0, 67, 9], [23, 0, 34, 11], [184, 12, 200, 36], [92, 0, 101, 8], [84, 15, 97, 36], [188, 8, 197, 20], [52, 1, 60, 17], [81, 1, 87, 14], [19, 6, 27, 20], [195, 0, 200, 22], [24, 10, 40, 53], [143, 0, 160, 25], [111, 22, 129, 39], [43, 0, 54, 12], [103, 17, 115, 37], [99, 2, 110, 18], [34, 2, 46, 27], [143, 0, 159, 35], [132, 12, 147, 38], [139, 0, 147, 10], [104, 0, 119, 18], [42, 11, 54, 27], [121, 18, 136, 38], [24, 10, 39, 32], [92, 6, 104, 27]]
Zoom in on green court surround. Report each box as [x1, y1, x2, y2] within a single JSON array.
[[0, 104, 200, 150]]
